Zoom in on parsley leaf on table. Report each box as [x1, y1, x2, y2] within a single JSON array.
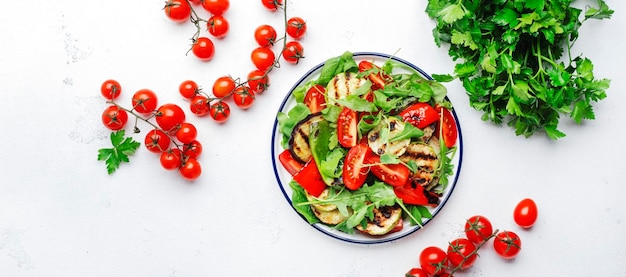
[[97, 130, 141, 174]]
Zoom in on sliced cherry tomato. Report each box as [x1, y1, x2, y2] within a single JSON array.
[[419, 246, 448, 276], [342, 143, 371, 190], [393, 183, 440, 207], [358, 60, 390, 90], [368, 155, 410, 187], [493, 231, 521, 259], [514, 198, 538, 228], [254, 25, 277, 47], [337, 107, 358, 148], [447, 238, 477, 270], [399, 102, 439, 129], [293, 159, 327, 197], [278, 149, 303, 176], [101, 79, 121, 100], [207, 15, 229, 39], [303, 84, 326, 113], [436, 106, 458, 148], [464, 215, 494, 244]]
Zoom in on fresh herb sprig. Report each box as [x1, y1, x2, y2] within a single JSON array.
[[97, 130, 141, 174], [426, 0, 613, 139]]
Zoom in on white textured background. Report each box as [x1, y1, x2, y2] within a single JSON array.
[[1, 1, 625, 276]]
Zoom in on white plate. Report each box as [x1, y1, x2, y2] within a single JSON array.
[[271, 52, 463, 244]]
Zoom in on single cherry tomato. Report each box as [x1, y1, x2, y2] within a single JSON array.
[[144, 129, 171, 153], [399, 102, 439, 129], [101, 79, 121, 100], [368, 155, 410, 187], [261, 0, 282, 11], [251, 47, 275, 71], [160, 148, 183, 170], [189, 95, 210, 116], [493, 231, 521, 259], [212, 76, 236, 99], [192, 37, 215, 61], [207, 15, 229, 39], [183, 140, 203, 159], [209, 101, 230, 123], [514, 198, 538, 228], [293, 159, 327, 197], [254, 25, 277, 47], [286, 17, 306, 40], [447, 238, 477, 270], [337, 107, 358, 148], [179, 80, 199, 99], [303, 84, 326, 113], [179, 157, 202, 180], [278, 149, 304, 176], [405, 268, 429, 277], [201, 0, 229, 15], [436, 106, 458, 148], [232, 86, 255, 110], [342, 143, 371, 190], [164, 0, 191, 23], [188, 0, 201, 4], [175, 122, 197, 144], [132, 89, 158, 114], [102, 105, 128, 131], [419, 246, 448, 276], [156, 104, 186, 133], [247, 69, 269, 94], [464, 215, 494, 244], [282, 41, 304, 64]]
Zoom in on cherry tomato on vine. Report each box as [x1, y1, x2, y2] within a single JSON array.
[[282, 41, 304, 64], [261, 0, 282, 11], [160, 148, 183, 170], [164, 0, 191, 23], [419, 246, 448, 276], [201, 0, 229, 15], [183, 140, 203, 159], [179, 157, 202, 180], [179, 80, 199, 99], [447, 238, 477, 270], [190, 95, 210, 116], [102, 105, 128, 131], [254, 25, 277, 47], [101, 79, 121, 100], [207, 15, 229, 39], [405, 268, 429, 277], [144, 129, 171, 153], [514, 198, 538, 228], [464, 215, 494, 244], [493, 231, 521, 259], [156, 104, 186, 133], [175, 122, 198, 144], [212, 76, 236, 98], [209, 101, 230, 123], [286, 17, 307, 40], [188, 0, 201, 4], [192, 37, 215, 61], [251, 47, 275, 71], [132, 89, 158, 114], [247, 69, 269, 94], [233, 86, 255, 109]]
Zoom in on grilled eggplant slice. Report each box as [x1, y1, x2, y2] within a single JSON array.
[[400, 142, 439, 187], [288, 112, 324, 164], [355, 205, 402, 235], [367, 117, 410, 156]]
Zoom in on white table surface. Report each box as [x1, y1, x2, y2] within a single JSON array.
[[1, 1, 625, 276]]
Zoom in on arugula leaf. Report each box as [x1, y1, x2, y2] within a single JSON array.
[[97, 130, 140, 174], [276, 103, 310, 148], [289, 180, 320, 224]]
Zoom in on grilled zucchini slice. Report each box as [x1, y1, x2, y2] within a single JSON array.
[[355, 205, 402, 235], [326, 72, 367, 104]]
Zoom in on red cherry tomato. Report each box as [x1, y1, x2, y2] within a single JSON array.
[[514, 198, 538, 228], [337, 107, 358, 148], [179, 80, 199, 99], [201, 0, 229, 15], [175, 122, 197, 144], [342, 143, 371, 190], [399, 103, 439, 129], [144, 129, 171, 153], [493, 231, 521, 259], [160, 148, 183, 170], [282, 41, 304, 64], [101, 79, 121, 99], [190, 95, 210, 116], [405, 268, 429, 277], [419, 246, 448, 276], [183, 140, 203, 159], [156, 104, 186, 133], [286, 17, 306, 40], [164, 0, 191, 23], [261, 0, 282, 11], [212, 76, 236, 99], [102, 105, 128, 131], [254, 25, 277, 47], [447, 238, 477, 270], [209, 101, 230, 123], [358, 60, 390, 90], [251, 47, 275, 71], [247, 69, 269, 94], [464, 215, 494, 244], [232, 86, 255, 110], [207, 15, 229, 39], [132, 89, 158, 114], [192, 37, 215, 61], [179, 157, 202, 180], [368, 154, 410, 187]]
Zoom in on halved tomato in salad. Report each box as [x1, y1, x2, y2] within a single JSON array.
[[304, 84, 326, 113], [343, 143, 371, 190], [367, 154, 410, 187], [436, 105, 458, 148], [400, 102, 439, 129], [337, 107, 358, 148]]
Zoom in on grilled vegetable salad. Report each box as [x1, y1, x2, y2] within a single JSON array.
[[277, 52, 458, 236]]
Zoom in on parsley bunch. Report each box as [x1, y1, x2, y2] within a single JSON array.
[[426, 0, 613, 139]]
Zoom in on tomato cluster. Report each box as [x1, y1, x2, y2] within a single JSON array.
[[406, 198, 538, 276], [100, 79, 203, 180]]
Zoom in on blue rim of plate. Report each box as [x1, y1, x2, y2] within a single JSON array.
[[271, 52, 464, 244]]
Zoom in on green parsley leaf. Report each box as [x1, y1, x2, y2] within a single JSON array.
[[97, 130, 140, 174]]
